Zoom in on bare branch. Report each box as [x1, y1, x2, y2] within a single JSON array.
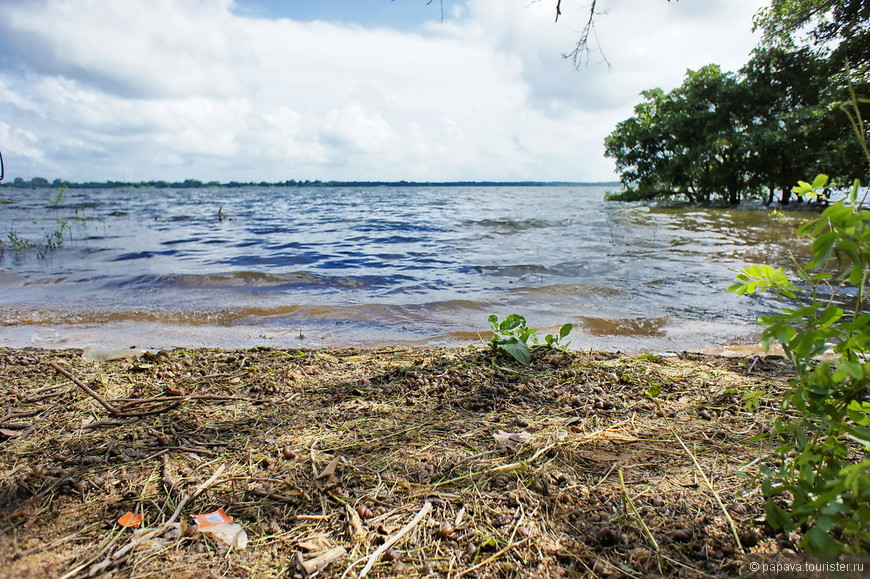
[[562, 1, 611, 70]]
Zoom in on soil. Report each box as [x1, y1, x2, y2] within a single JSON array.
[[0, 345, 855, 577]]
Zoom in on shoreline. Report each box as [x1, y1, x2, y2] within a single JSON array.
[[1, 345, 813, 577], [4, 318, 770, 359]]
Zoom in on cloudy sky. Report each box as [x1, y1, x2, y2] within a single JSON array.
[[0, 0, 766, 183]]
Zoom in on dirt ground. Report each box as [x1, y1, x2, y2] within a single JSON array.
[[0, 345, 855, 577]]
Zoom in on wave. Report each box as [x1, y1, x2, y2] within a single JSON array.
[[103, 270, 418, 291]]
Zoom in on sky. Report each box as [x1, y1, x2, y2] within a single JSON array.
[[0, 0, 767, 183]]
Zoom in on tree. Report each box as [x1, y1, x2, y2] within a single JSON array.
[[754, 0, 870, 68], [740, 46, 834, 203], [605, 42, 868, 205], [604, 65, 755, 204]]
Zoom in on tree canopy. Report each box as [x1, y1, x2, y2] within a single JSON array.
[[604, 0, 869, 204], [754, 0, 870, 67]]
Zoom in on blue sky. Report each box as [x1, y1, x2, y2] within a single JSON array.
[[0, 0, 766, 183], [233, 0, 454, 28]]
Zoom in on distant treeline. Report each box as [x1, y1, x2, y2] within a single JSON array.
[[1, 177, 616, 189]]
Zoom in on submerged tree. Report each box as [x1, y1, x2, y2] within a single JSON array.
[[605, 65, 757, 204], [604, 12, 869, 205]]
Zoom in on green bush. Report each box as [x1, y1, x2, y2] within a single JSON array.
[[486, 314, 572, 366], [729, 174, 869, 553]]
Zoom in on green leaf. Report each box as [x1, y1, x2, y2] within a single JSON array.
[[814, 515, 835, 532], [499, 338, 531, 366], [817, 306, 843, 327], [500, 314, 525, 332], [811, 174, 829, 189], [809, 232, 838, 268], [765, 500, 795, 531], [559, 323, 573, 340], [802, 527, 839, 554], [794, 180, 814, 195]]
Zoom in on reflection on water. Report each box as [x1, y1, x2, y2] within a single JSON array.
[[0, 185, 813, 352]]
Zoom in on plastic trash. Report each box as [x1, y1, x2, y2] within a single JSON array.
[[31, 328, 63, 345], [117, 511, 143, 528], [82, 345, 152, 362], [192, 508, 248, 550], [202, 523, 248, 549]]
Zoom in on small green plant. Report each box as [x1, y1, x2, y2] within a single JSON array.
[[769, 208, 787, 219], [729, 172, 869, 553], [486, 314, 572, 365], [45, 185, 67, 209], [6, 232, 33, 250]]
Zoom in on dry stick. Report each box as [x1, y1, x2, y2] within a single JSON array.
[[48, 360, 121, 415], [49, 359, 183, 417], [434, 421, 635, 489], [114, 394, 252, 406], [58, 524, 129, 579], [432, 442, 559, 488], [297, 546, 348, 576], [654, 402, 745, 554], [350, 500, 432, 579], [457, 537, 530, 577]]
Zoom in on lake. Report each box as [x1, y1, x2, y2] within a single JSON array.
[[0, 185, 807, 352]]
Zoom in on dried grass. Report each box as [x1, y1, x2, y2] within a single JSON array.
[[0, 346, 795, 577]]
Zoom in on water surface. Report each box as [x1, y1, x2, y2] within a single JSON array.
[[0, 185, 808, 352]]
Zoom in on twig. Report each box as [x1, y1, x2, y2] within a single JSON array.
[[49, 359, 185, 417], [80, 419, 125, 430], [457, 537, 529, 577], [114, 394, 252, 406], [48, 360, 121, 415], [168, 446, 218, 457], [433, 460, 530, 488], [297, 546, 347, 575], [350, 500, 432, 579]]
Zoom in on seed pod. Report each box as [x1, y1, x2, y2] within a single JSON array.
[[437, 521, 454, 539], [383, 548, 402, 561], [739, 529, 760, 548], [727, 503, 748, 515], [597, 527, 621, 547]]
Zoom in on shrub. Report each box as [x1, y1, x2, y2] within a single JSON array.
[[729, 174, 869, 553]]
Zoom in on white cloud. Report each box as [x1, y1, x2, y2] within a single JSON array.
[[0, 0, 766, 183]]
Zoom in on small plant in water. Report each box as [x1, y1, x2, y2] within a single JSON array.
[[487, 314, 572, 365], [769, 208, 787, 220], [45, 185, 67, 209]]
